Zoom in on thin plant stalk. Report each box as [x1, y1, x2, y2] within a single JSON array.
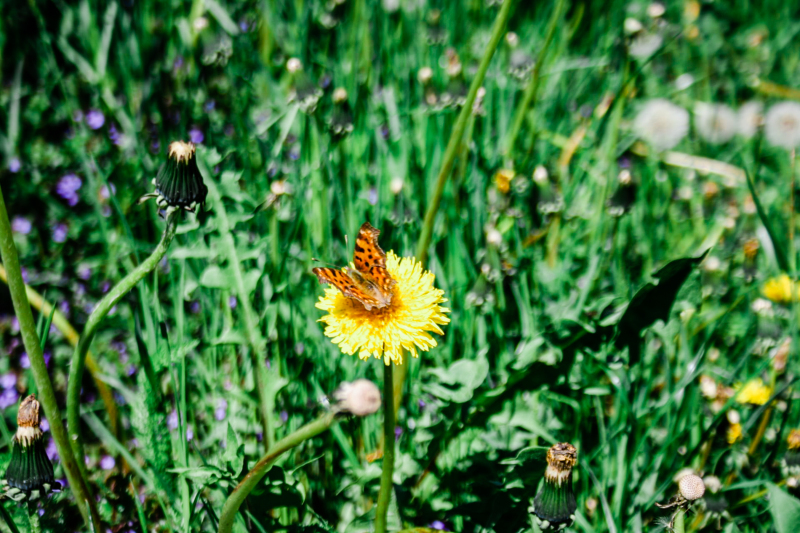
[[0, 185, 101, 528], [0, 263, 119, 438], [503, 0, 565, 161], [202, 164, 274, 449], [26, 508, 41, 533], [375, 363, 395, 533], [396, 0, 516, 414], [66, 212, 178, 463], [217, 412, 337, 533], [673, 508, 685, 533]]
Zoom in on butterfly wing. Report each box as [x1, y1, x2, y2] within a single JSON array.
[[353, 222, 397, 294], [312, 267, 382, 310]]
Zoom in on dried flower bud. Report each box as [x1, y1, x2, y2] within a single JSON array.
[[334, 379, 381, 416], [140, 141, 208, 215], [1, 395, 60, 502], [530, 443, 578, 530]]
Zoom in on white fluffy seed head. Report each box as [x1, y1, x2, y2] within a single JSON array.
[[334, 379, 381, 416], [333, 87, 348, 103], [633, 99, 690, 151], [390, 177, 404, 195], [679, 474, 705, 500], [737, 101, 764, 138], [417, 66, 434, 84], [703, 475, 722, 494], [286, 58, 303, 73], [694, 103, 738, 144], [764, 101, 800, 149]]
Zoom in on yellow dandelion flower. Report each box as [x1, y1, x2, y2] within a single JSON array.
[[735, 378, 772, 405], [494, 169, 515, 194], [315, 252, 450, 365], [763, 274, 800, 304], [727, 423, 742, 444]]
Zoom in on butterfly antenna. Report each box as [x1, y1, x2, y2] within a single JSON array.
[[311, 258, 338, 267]]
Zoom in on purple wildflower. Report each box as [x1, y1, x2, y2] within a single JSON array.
[[59, 300, 70, 315], [238, 20, 249, 32], [78, 267, 91, 280], [394, 426, 403, 441], [215, 399, 228, 421], [288, 148, 300, 161], [280, 410, 289, 423], [52, 223, 68, 243], [204, 100, 216, 112], [11, 217, 31, 234], [8, 157, 21, 173], [189, 301, 201, 314], [167, 409, 179, 430], [368, 187, 378, 206], [101, 281, 111, 293], [174, 56, 184, 70], [72, 110, 84, 122], [100, 455, 116, 470], [127, 365, 136, 376], [0, 388, 18, 409], [186, 427, 194, 441], [46, 439, 59, 461], [43, 351, 52, 368], [20, 352, 30, 369], [228, 296, 237, 309], [0, 373, 17, 389], [189, 126, 204, 144], [56, 174, 82, 206], [86, 109, 105, 130], [20, 267, 29, 283], [430, 520, 447, 531], [40, 417, 49, 432]]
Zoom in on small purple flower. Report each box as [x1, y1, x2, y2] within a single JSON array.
[[394, 426, 403, 441], [78, 267, 91, 280], [288, 148, 300, 161], [167, 409, 179, 430], [7, 337, 20, 353], [238, 19, 249, 32], [280, 410, 289, 422], [111, 340, 127, 355], [52, 223, 68, 243], [204, 100, 216, 112], [43, 351, 52, 368], [84, 455, 91, 466], [8, 157, 21, 173], [189, 126, 204, 144], [101, 281, 111, 293], [100, 455, 116, 470], [100, 183, 116, 200], [189, 301, 201, 314], [72, 110, 84, 122], [0, 388, 18, 409], [380, 124, 390, 140], [11, 217, 31, 235], [59, 300, 70, 315], [20, 352, 30, 369], [56, 173, 82, 206], [46, 439, 59, 461], [86, 109, 105, 130], [0, 373, 17, 389], [40, 417, 49, 432], [215, 399, 228, 421], [20, 267, 29, 283], [174, 56, 184, 70], [150, 140, 161, 153], [430, 520, 447, 531], [618, 156, 632, 169], [127, 365, 136, 376], [186, 427, 194, 441], [368, 187, 378, 206], [228, 296, 237, 309]]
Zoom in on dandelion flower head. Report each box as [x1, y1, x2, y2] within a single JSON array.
[[694, 103, 737, 144], [764, 101, 800, 150], [735, 378, 772, 405], [316, 252, 450, 365], [762, 274, 800, 304], [633, 98, 690, 151]]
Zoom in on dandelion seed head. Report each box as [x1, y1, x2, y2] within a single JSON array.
[[737, 101, 763, 138], [764, 101, 800, 149], [694, 103, 737, 144], [633, 99, 689, 151]]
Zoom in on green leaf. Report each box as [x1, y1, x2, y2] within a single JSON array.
[[200, 265, 231, 289], [205, 0, 241, 36], [223, 423, 242, 467], [614, 250, 708, 359], [768, 483, 800, 533], [743, 165, 790, 272], [424, 352, 489, 403]]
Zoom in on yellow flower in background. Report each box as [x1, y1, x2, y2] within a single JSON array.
[[494, 169, 515, 194], [762, 274, 800, 304], [788, 429, 800, 450], [735, 378, 773, 405], [727, 423, 742, 444], [315, 252, 450, 365]]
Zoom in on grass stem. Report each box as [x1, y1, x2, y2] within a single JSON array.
[[0, 184, 101, 528], [217, 412, 337, 533], [375, 363, 395, 533]]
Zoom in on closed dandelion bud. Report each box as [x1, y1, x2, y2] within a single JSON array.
[[1, 395, 60, 502], [142, 141, 208, 215], [334, 379, 381, 416], [530, 442, 578, 530]]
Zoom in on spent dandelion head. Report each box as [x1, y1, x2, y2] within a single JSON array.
[[694, 103, 738, 144], [313, 222, 450, 366], [333, 379, 381, 416], [764, 101, 800, 150], [530, 442, 578, 531], [633, 98, 690, 151], [1, 395, 61, 502]]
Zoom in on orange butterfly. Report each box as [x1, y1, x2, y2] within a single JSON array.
[[313, 222, 397, 311]]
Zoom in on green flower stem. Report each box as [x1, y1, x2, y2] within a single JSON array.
[[503, 0, 564, 161], [202, 168, 274, 449], [0, 185, 100, 529], [375, 363, 395, 533], [26, 507, 41, 533], [217, 412, 337, 533], [398, 0, 515, 415], [66, 213, 178, 464], [673, 508, 685, 533]]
